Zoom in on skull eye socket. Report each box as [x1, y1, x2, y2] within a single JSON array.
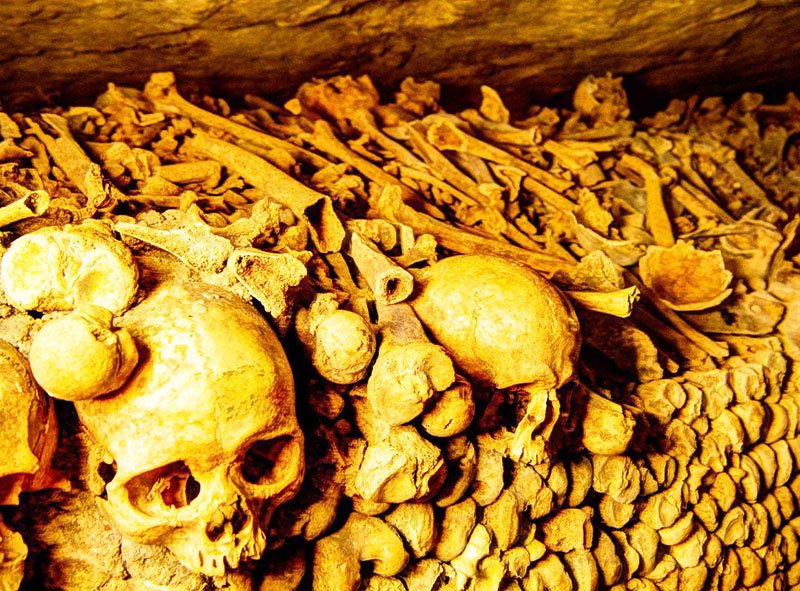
[[240, 436, 298, 486], [126, 461, 201, 513]]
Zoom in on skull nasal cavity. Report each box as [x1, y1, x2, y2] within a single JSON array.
[[206, 500, 248, 541], [98, 461, 117, 484], [125, 461, 202, 514], [158, 462, 201, 508]]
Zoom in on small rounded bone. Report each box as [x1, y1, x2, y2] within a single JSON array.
[[658, 512, 695, 546], [581, 391, 636, 455], [541, 508, 593, 553], [420, 376, 475, 438], [524, 553, 573, 591], [29, 304, 138, 400], [313, 309, 376, 384], [434, 497, 477, 561], [313, 512, 408, 591], [384, 502, 436, 559], [566, 456, 594, 507], [563, 550, 600, 591], [434, 437, 477, 508], [482, 489, 519, 551], [594, 529, 623, 587]]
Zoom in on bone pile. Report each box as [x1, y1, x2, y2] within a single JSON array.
[[0, 72, 799, 591]]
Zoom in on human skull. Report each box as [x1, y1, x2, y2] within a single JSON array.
[[0, 338, 59, 506], [75, 281, 304, 577]]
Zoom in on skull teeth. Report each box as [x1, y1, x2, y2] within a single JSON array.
[[193, 547, 244, 576], [224, 553, 239, 570]]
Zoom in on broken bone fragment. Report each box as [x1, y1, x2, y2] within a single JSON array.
[[638, 240, 733, 311], [74, 281, 304, 577], [0, 221, 138, 314], [565, 285, 640, 318], [0, 189, 50, 228], [28, 304, 138, 401], [228, 248, 308, 332], [114, 220, 234, 274], [349, 232, 414, 305]]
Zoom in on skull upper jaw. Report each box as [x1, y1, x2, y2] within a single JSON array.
[[91, 427, 304, 577]]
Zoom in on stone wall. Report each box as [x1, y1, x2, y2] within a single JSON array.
[[0, 0, 799, 108]]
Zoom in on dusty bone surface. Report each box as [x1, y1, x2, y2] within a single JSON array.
[[0, 70, 799, 591]]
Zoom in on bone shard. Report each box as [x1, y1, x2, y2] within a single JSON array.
[[0, 190, 49, 228]]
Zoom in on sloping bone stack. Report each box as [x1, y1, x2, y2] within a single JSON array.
[[0, 70, 799, 591]]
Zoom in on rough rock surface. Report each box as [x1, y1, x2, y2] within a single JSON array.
[[0, 0, 799, 109]]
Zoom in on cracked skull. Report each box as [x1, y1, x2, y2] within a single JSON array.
[[75, 281, 304, 577]]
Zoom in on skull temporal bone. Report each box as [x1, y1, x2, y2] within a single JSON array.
[[75, 281, 304, 577]]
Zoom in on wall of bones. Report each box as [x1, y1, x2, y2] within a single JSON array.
[[1, 3, 800, 590]]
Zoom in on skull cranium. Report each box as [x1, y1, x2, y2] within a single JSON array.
[[75, 281, 304, 577], [0, 338, 59, 506]]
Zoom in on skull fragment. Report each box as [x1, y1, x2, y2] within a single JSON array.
[[75, 281, 304, 577], [0, 338, 59, 506]]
